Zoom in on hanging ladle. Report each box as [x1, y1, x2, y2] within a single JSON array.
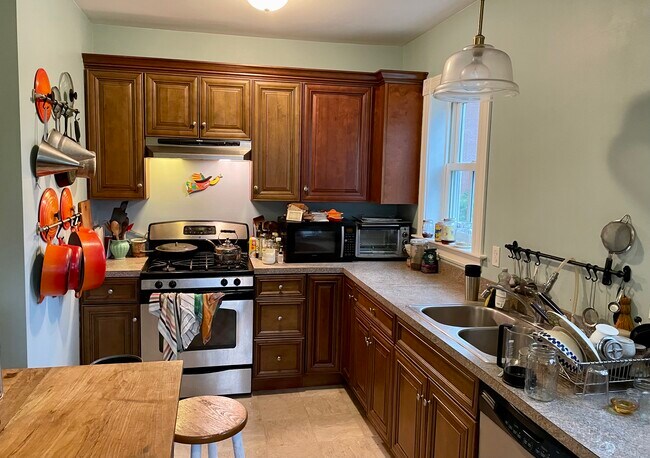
[[600, 214, 635, 285]]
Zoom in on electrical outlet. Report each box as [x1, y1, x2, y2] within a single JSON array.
[[491, 246, 500, 267]]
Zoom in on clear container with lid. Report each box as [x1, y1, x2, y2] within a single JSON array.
[[524, 343, 558, 402], [410, 239, 427, 271], [422, 220, 434, 239]]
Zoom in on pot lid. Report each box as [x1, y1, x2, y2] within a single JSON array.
[[156, 242, 198, 253]]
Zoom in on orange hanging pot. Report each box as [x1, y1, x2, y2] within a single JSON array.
[[68, 227, 106, 297], [39, 243, 72, 303]]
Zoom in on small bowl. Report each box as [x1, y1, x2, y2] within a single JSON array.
[[589, 323, 619, 346]]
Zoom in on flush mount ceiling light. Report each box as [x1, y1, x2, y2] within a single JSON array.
[[247, 0, 288, 12], [433, 0, 518, 102]]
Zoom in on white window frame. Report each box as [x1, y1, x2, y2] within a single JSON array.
[[416, 75, 491, 267]]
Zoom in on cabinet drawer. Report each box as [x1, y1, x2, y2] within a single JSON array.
[[255, 275, 306, 298], [396, 321, 479, 417], [82, 279, 139, 304], [255, 299, 305, 338], [254, 340, 303, 378], [357, 289, 394, 338]]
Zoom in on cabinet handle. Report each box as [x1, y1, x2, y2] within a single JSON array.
[[191, 121, 197, 128], [107, 288, 114, 295], [369, 307, 375, 315], [132, 317, 138, 323], [277, 316, 283, 321], [201, 122, 207, 129], [348, 294, 354, 299], [278, 284, 284, 291], [253, 185, 259, 193], [136, 183, 143, 189], [416, 393, 421, 401], [303, 186, 309, 194], [276, 356, 282, 362], [423, 398, 430, 407]]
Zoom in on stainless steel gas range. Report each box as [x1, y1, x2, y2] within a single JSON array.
[[139, 220, 254, 397]]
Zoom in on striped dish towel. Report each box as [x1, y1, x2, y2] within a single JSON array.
[[148, 292, 201, 360]]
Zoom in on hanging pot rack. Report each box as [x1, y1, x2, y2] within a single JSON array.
[[505, 241, 632, 285], [32, 90, 80, 118]]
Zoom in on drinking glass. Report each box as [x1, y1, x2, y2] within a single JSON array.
[[582, 364, 609, 408]]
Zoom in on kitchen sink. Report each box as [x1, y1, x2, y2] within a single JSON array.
[[412, 303, 535, 363], [458, 328, 499, 357], [420, 305, 514, 328]]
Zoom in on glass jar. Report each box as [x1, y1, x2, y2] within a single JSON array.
[[631, 378, 650, 420], [410, 239, 427, 271], [434, 220, 444, 242], [441, 218, 456, 244], [422, 220, 434, 239], [524, 343, 558, 402]]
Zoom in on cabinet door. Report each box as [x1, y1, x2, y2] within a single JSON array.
[[86, 70, 145, 199], [367, 327, 393, 443], [392, 350, 427, 458], [340, 280, 356, 382], [252, 81, 301, 200], [81, 304, 140, 365], [425, 382, 477, 458], [306, 275, 342, 373], [201, 77, 251, 139], [350, 308, 371, 409], [302, 84, 371, 201], [145, 73, 198, 137]]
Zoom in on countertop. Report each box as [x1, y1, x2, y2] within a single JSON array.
[[103, 256, 647, 457], [105, 257, 148, 277], [253, 258, 647, 458], [0, 361, 183, 457]]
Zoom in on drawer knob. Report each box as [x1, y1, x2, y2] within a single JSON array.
[[370, 307, 376, 315], [348, 294, 354, 299], [201, 121, 207, 129], [107, 288, 114, 295], [132, 317, 138, 323], [277, 316, 283, 321], [253, 185, 259, 193], [423, 398, 430, 407], [416, 393, 421, 401], [276, 356, 282, 362], [278, 284, 284, 291], [191, 121, 197, 128], [136, 183, 143, 189], [303, 186, 309, 193]]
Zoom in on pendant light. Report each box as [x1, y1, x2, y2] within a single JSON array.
[[433, 0, 518, 102], [247, 0, 288, 12]]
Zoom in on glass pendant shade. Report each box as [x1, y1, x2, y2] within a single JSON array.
[[247, 0, 288, 12], [433, 43, 519, 102]]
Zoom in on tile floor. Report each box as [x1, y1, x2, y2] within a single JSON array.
[[173, 386, 391, 458]]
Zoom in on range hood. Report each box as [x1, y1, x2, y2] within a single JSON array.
[[145, 137, 252, 160]]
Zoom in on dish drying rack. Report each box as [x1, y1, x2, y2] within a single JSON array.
[[560, 358, 650, 393]]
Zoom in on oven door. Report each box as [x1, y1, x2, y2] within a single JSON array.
[[356, 225, 405, 258], [284, 222, 344, 263], [140, 289, 253, 368]]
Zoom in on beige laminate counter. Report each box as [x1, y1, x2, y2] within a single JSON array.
[[0, 361, 182, 457], [253, 258, 647, 458]]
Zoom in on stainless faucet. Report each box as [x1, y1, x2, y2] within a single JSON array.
[[480, 284, 549, 324]]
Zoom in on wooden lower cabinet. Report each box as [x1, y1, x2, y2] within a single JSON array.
[[306, 275, 342, 373], [81, 304, 140, 365], [254, 339, 303, 378], [350, 308, 371, 409], [367, 326, 393, 443], [340, 279, 356, 382]]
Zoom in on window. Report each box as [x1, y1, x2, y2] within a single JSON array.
[[417, 76, 491, 265]]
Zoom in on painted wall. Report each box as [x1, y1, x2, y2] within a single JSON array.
[[15, 0, 92, 367], [0, 0, 28, 369], [92, 24, 403, 72], [403, 0, 650, 321]]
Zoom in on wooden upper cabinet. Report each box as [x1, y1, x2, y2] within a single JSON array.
[[201, 77, 251, 139], [145, 73, 199, 137], [252, 81, 301, 201], [86, 70, 145, 200], [302, 83, 372, 201], [371, 79, 424, 204]]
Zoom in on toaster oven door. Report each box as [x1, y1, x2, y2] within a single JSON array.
[[356, 225, 406, 258]]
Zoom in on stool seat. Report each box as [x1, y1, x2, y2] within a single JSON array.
[[175, 396, 248, 445]]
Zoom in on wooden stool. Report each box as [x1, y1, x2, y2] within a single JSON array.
[[175, 396, 248, 458]]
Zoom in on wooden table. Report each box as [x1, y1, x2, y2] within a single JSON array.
[[0, 361, 183, 457]]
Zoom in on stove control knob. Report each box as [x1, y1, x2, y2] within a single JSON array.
[[154, 281, 163, 289], [169, 281, 177, 289], [221, 278, 228, 287], [234, 278, 241, 286]]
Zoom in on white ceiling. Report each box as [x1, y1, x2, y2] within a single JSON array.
[[74, 0, 476, 46]]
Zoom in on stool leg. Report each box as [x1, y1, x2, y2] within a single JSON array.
[[190, 444, 201, 458], [232, 432, 245, 458], [208, 442, 218, 458]]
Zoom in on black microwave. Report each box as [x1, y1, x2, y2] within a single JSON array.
[[284, 220, 357, 263]]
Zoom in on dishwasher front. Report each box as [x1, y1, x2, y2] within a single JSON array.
[[479, 384, 576, 458]]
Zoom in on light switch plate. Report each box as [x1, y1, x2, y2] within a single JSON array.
[[491, 246, 500, 267]]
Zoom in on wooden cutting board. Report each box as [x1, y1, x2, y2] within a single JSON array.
[[78, 200, 92, 229]]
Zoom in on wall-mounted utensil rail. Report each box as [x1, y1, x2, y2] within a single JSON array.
[[32, 90, 80, 117], [37, 213, 81, 238], [505, 241, 631, 285]]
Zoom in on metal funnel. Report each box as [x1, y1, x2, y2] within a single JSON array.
[[34, 141, 79, 177]]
